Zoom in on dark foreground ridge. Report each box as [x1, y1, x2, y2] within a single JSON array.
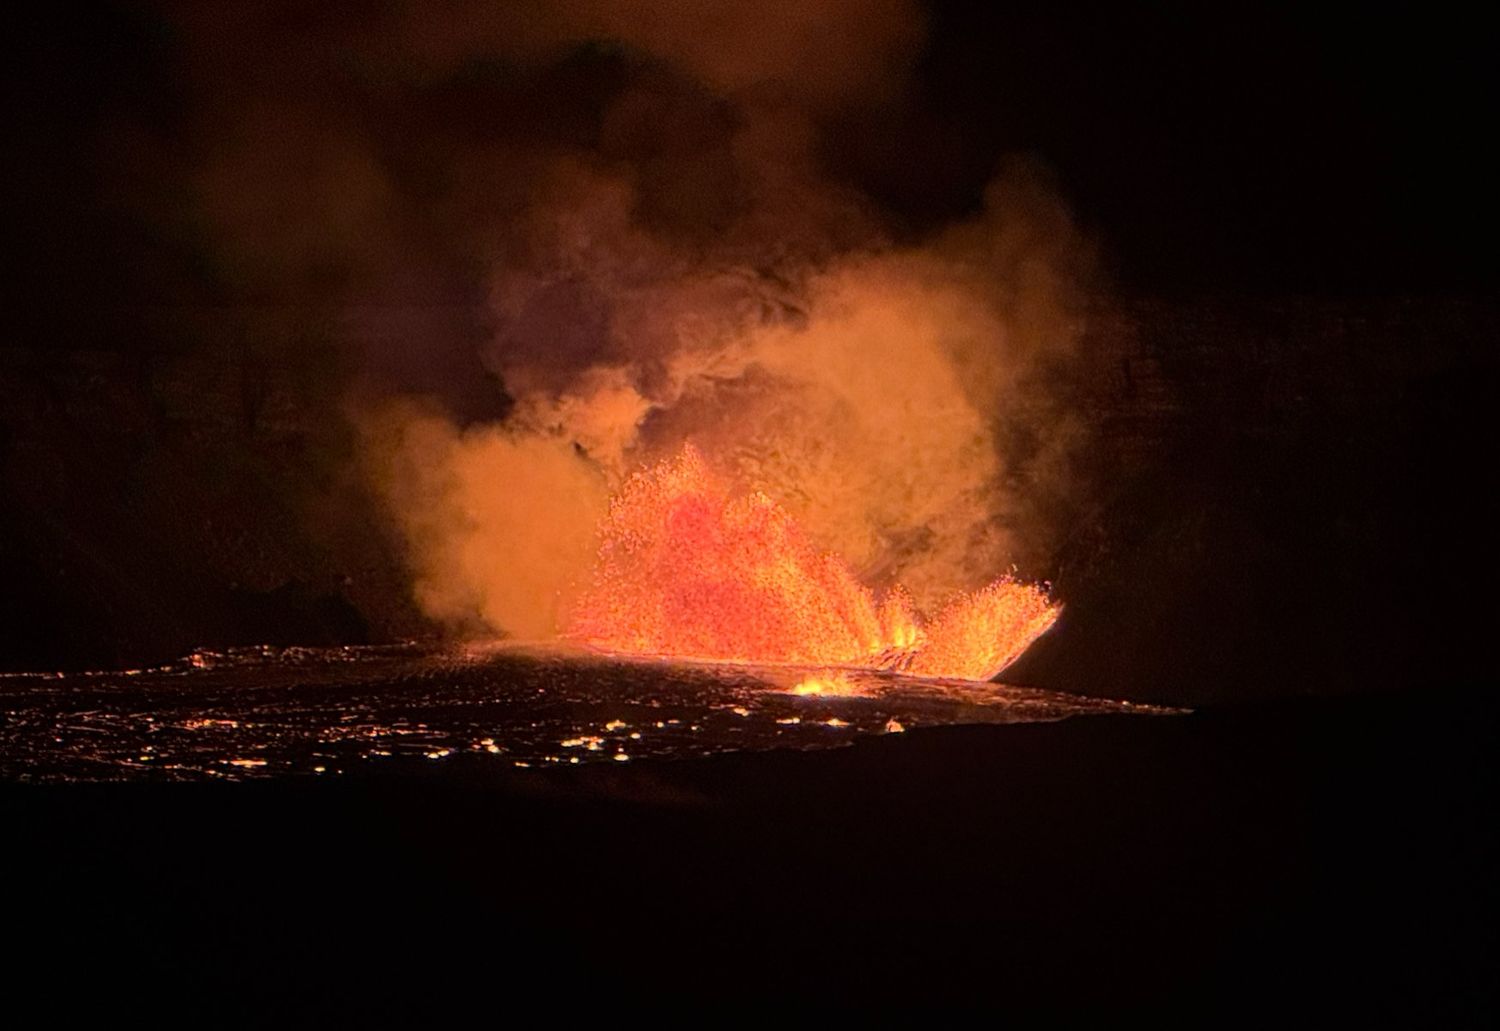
[[6, 688, 1494, 1019]]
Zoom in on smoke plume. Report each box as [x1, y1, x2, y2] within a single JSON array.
[[141, 0, 1094, 640]]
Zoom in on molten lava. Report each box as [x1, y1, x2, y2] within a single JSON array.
[[565, 446, 1059, 682]]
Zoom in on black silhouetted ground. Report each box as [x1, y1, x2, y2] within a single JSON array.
[[6, 685, 1493, 1019]]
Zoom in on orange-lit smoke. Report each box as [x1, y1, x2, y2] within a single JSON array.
[[364, 166, 1088, 672], [350, 1, 1091, 680], [360, 399, 608, 640]]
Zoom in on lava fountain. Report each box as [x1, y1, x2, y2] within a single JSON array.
[[565, 445, 1059, 681]]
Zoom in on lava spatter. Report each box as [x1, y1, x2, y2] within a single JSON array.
[[566, 445, 1058, 681]]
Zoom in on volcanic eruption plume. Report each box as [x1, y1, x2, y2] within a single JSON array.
[[326, 1, 1094, 680]]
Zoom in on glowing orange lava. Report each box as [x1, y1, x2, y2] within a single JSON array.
[[565, 445, 1059, 682], [788, 672, 860, 696]]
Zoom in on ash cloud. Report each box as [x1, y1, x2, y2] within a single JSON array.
[[133, 0, 1095, 639]]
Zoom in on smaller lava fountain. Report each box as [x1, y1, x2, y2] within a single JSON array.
[[566, 446, 1059, 681]]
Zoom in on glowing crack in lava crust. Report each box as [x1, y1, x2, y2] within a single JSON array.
[[565, 446, 1059, 681]]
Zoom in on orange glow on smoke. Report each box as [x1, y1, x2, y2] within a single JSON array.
[[565, 446, 1059, 681]]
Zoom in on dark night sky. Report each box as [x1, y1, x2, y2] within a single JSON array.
[[886, 3, 1497, 294], [2, 0, 1495, 327]]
